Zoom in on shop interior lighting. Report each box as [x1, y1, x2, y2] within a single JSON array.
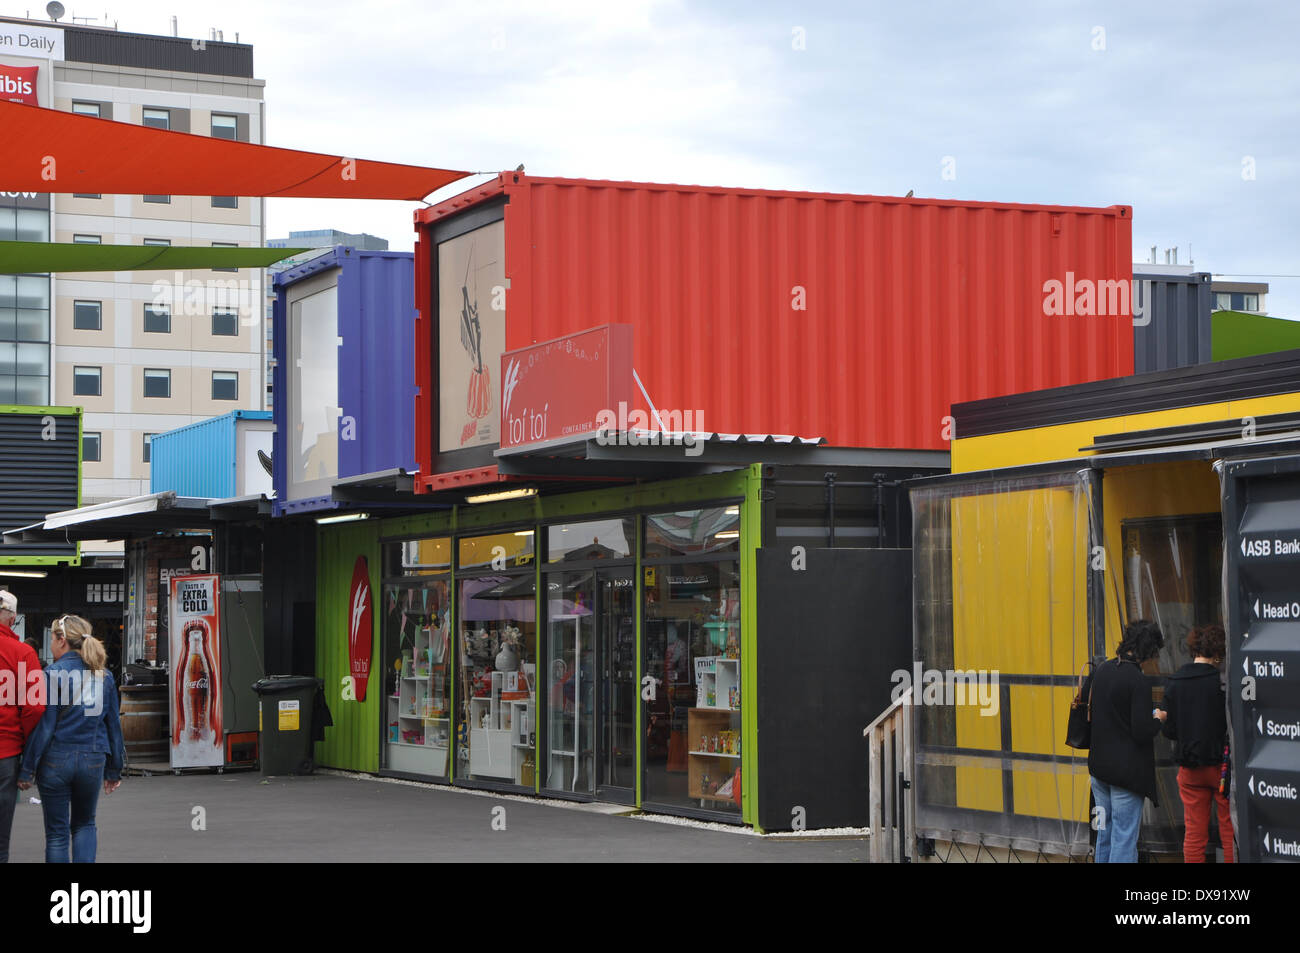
[[0, 569, 48, 578], [314, 512, 370, 525], [724, 506, 740, 515], [513, 530, 535, 537], [465, 488, 538, 505], [714, 530, 740, 539]]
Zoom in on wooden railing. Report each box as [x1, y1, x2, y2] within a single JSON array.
[[864, 686, 915, 863]]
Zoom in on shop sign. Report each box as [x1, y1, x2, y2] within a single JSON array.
[[0, 23, 63, 61], [0, 63, 38, 104], [168, 574, 223, 769], [348, 555, 373, 701], [85, 583, 123, 603], [500, 324, 634, 450]]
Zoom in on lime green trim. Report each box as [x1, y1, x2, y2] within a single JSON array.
[[0, 404, 80, 415], [740, 464, 763, 829], [634, 517, 644, 807], [533, 533, 542, 795], [0, 555, 77, 566]]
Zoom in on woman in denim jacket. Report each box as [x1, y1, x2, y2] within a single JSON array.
[[16, 615, 125, 863]]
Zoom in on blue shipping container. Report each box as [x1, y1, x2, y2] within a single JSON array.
[[150, 410, 273, 499], [272, 247, 416, 515]]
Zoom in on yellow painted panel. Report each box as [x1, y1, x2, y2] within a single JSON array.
[[1010, 684, 1083, 757], [955, 762, 1004, 814], [953, 392, 1300, 472], [1012, 760, 1090, 822]]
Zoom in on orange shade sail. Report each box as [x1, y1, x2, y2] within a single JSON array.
[[0, 100, 470, 200]]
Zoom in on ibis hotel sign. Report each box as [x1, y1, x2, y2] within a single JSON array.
[[0, 22, 63, 61]]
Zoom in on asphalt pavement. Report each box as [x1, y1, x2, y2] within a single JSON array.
[[7, 769, 869, 862]]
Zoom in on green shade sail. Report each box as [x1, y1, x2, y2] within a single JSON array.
[[0, 241, 311, 273]]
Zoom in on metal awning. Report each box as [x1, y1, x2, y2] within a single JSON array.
[[6, 491, 233, 544], [331, 468, 417, 503], [208, 493, 274, 521], [496, 431, 949, 477]]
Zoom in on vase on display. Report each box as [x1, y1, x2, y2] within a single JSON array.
[[495, 642, 519, 672]]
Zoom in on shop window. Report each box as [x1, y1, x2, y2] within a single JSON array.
[[545, 518, 635, 562], [641, 552, 742, 816], [286, 278, 339, 501], [1122, 514, 1224, 674], [382, 538, 453, 780], [456, 531, 537, 787], [644, 507, 740, 559]]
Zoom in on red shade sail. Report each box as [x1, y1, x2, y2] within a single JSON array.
[[0, 100, 469, 200]]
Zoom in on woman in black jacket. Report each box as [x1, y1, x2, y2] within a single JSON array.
[[1159, 624, 1233, 863], [1088, 619, 1164, 863]]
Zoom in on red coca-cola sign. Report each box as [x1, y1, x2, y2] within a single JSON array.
[[348, 555, 373, 701], [0, 64, 38, 105], [500, 324, 635, 450]]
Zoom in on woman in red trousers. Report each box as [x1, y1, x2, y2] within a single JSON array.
[[1159, 624, 1234, 863]]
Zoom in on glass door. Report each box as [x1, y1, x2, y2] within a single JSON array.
[[545, 571, 595, 793], [596, 569, 636, 802]]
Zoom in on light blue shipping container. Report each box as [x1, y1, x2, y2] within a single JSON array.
[[150, 410, 274, 499]]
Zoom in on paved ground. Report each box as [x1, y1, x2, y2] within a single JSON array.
[[8, 770, 869, 862]]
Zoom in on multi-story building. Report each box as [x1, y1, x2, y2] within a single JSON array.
[[0, 14, 265, 507]]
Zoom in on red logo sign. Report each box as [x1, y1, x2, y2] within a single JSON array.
[[500, 324, 635, 450], [348, 555, 373, 701], [0, 64, 38, 105]]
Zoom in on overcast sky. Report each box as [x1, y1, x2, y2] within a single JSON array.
[[36, 0, 1300, 314]]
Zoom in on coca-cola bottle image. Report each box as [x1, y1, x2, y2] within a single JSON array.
[[173, 619, 220, 748], [183, 629, 210, 742]]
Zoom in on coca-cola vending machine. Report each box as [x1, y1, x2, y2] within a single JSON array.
[[168, 574, 224, 769]]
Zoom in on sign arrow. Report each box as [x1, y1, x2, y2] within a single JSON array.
[[1265, 832, 1271, 853], [1244, 656, 1250, 675], [1254, 599, 1261, 618], [1258, 714, 1264, 734], [1249, 775, 1255, 795], [1242, 538, 1249, 556]]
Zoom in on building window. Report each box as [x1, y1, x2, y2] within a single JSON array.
[[143, 238, 171, 247], [1213, 293, 1230, 311], [212, 242, 239, 273], [143, 433, 156, 463], [212, 371, 238, 401], [211, 114, 238, 139], [73, 300, 102, 331], [71, 102, 101, 117], [73, 365, 102, 396], [144, 368, 170, 398], [211, 310, 239, 336], [211, 195, 238, 209], [1243, 293, 1260, 312], [73, 193, 101, 200], [82, 432, 101, 462], [144, 305, 171, 333], [73, 234, 101, 244], [143, 195, 171, 204], [142, 108, 170, 130]]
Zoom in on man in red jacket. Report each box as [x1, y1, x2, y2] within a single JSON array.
[[0, 589, 45, 862]]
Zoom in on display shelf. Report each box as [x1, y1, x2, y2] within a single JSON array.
[[686, 707, 741, 803], [689, 750, 740, 759], [694, 655, 740, 710]]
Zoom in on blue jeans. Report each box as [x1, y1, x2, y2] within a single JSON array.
[[0, 755, 17, 863], [1091, 776, 1144, 863], [36, 745, 105, 864]]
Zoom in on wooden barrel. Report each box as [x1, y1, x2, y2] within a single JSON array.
[[120, 686, 168, 763]]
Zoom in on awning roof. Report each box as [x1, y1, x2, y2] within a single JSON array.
[[496, 430, 949, 477], [6, 491, 222, 544], [0, 241, 308, 274], [0, 100, 469, 199]]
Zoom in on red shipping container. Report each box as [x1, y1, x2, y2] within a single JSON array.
[[414, 173, 1132, 491]]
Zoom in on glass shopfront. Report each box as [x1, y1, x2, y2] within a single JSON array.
[[543, 518, 637, 801], [382, 538, 452, 778], [642, 507, 742, 817], [456, 531, 537, 787]]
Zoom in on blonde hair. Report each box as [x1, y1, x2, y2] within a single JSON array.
[[54, 614, 106, 673]]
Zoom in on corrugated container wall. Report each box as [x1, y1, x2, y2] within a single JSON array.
[[0, 407, 79, 563], [1132, 271, 1212, 373], [272, 248, 416, 514], [415, 174, 1133, 470], [150, 410, 272, 499]]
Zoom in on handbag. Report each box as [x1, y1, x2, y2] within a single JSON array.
[[1065, 659, 1098, 749]]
